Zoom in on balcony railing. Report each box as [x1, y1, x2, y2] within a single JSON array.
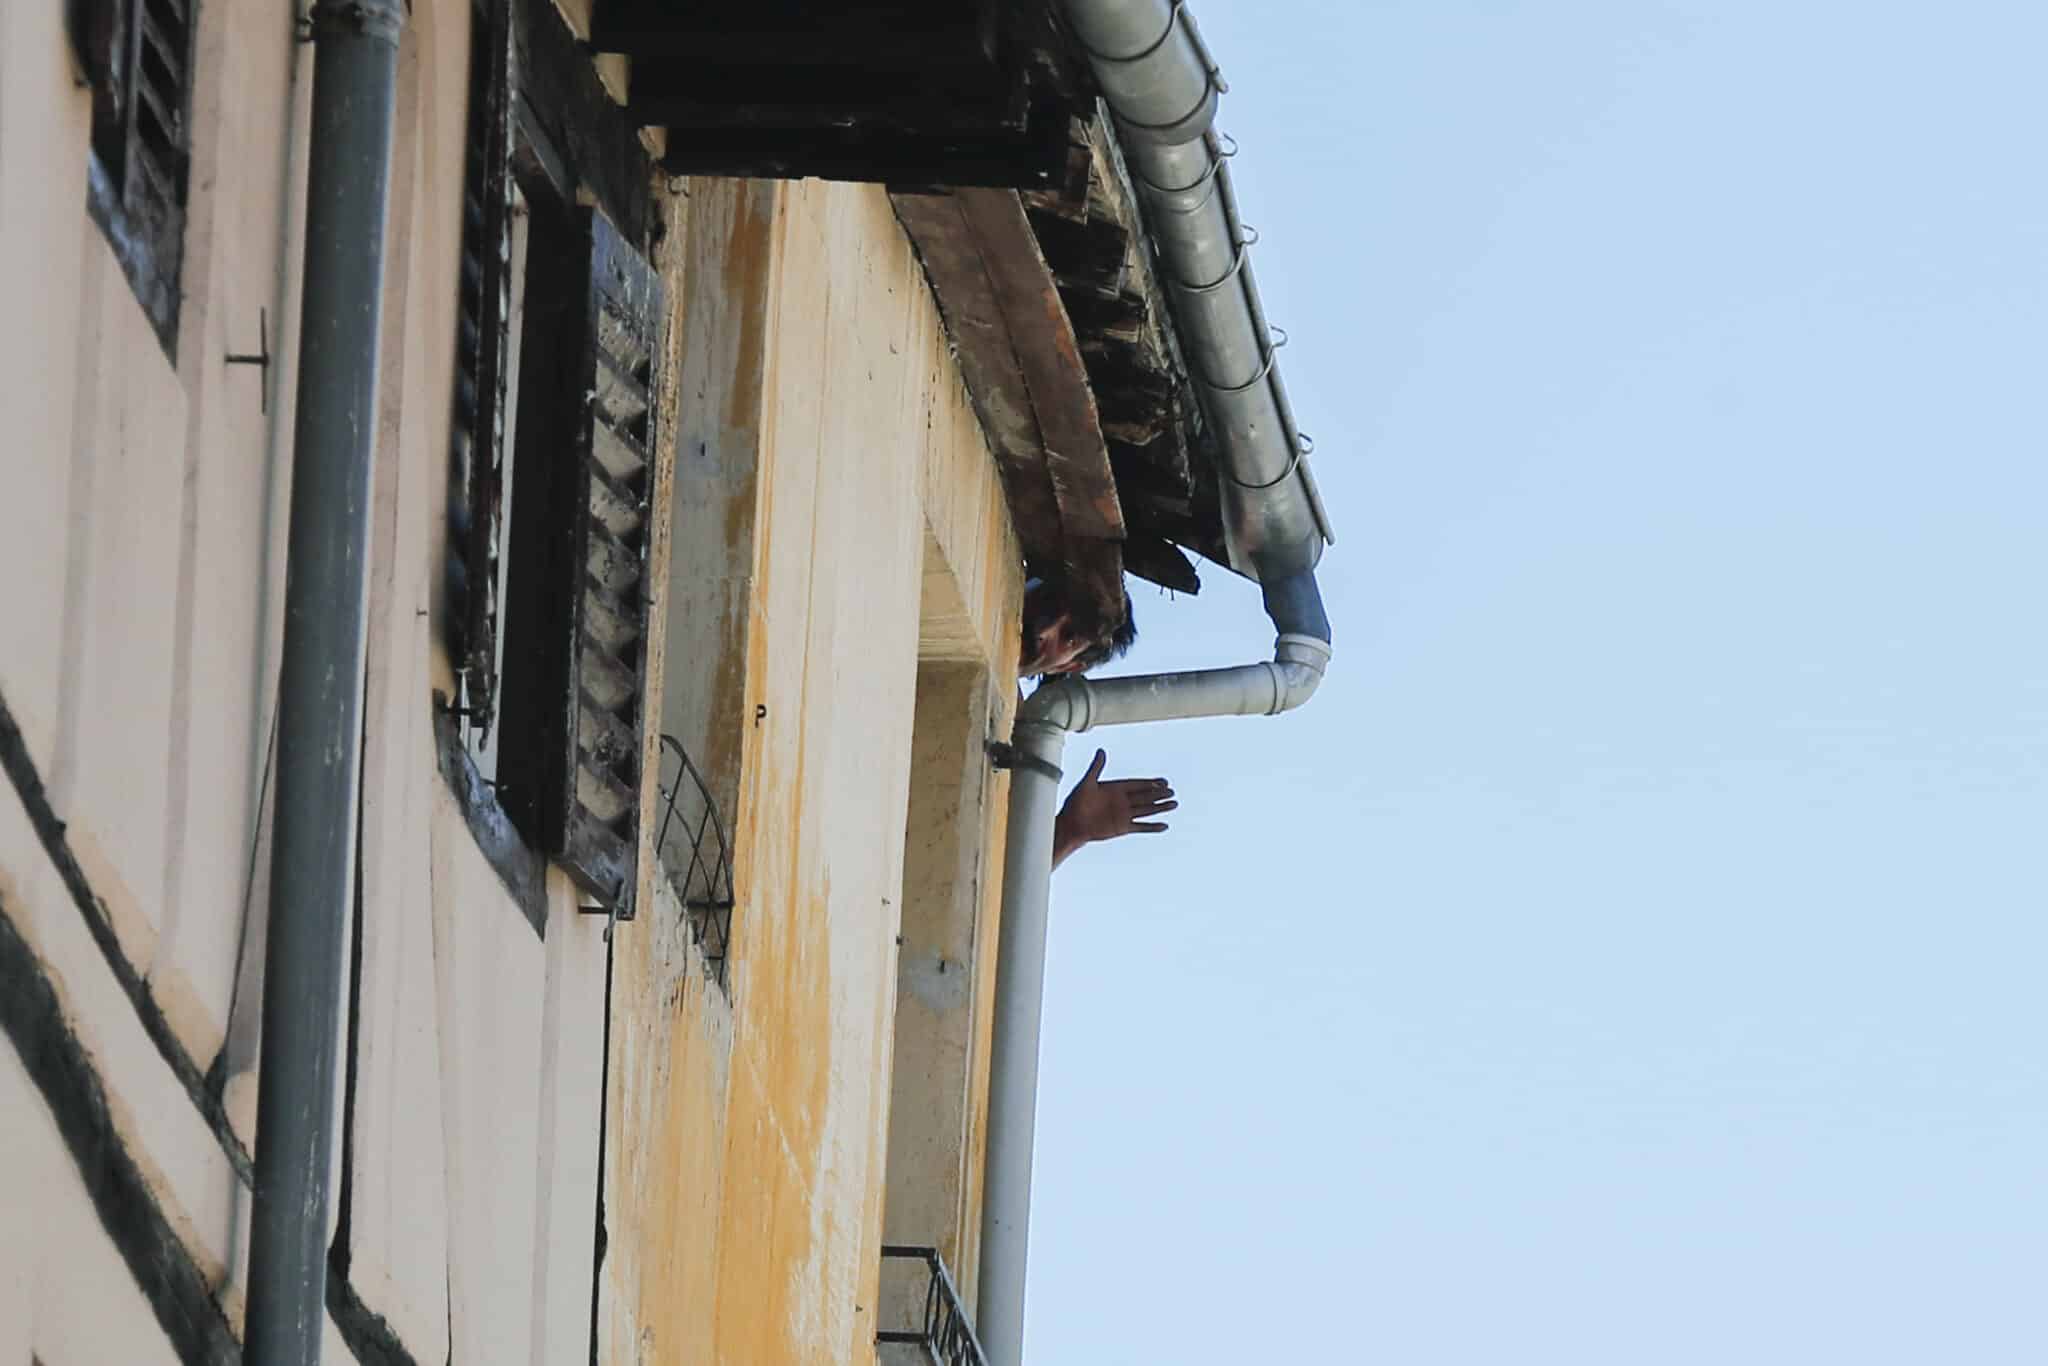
[[877, 1246, 988, 1366]]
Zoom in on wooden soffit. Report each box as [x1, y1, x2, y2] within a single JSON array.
[[583, 0, 1076, 188], [892, 184, 1127, 621]]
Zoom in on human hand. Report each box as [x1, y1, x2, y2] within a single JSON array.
[[1052, 749, 1177, 867]]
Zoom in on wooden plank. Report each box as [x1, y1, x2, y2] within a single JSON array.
[[953, 186, 1125, 543], [890, 191, 1065, 561], [662, 127, 1069, 190], [1122, 535, 1201, 595], [630, 64, 1029, 132], [511, 0, 653, 242], [892, 185, 1130, 634], [588, 2, 996, 66]]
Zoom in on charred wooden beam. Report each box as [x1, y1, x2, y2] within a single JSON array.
[[1108, 437, 1191, 503], [1122, 534, 1201, 594], [665, 130, 1069, 190], [588, 0, 999, 67], [891, 190, 1066, 558], [1025, 209, 1132, 289], [632, 65, 1029, 132], [950, 187, 1123, 542], [600, 0, 1081, 187], [1061, 287, 1150, 346], [892, 183, 1129, 628], [511, 0, 652, 241]]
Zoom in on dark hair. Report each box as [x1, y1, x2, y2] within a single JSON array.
[[1073, 592, 1136, 673], [1023, 574, 1138, 674]]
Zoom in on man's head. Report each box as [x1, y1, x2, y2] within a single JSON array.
[[1020, 576, 1137, 677]]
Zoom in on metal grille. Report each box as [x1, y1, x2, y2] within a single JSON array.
[[878, 1246, 988, 1366], [655, 735, 735, 975]]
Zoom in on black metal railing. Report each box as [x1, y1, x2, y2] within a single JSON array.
[[655, 734, 736, 977], [877, 1246, 988, 1366]]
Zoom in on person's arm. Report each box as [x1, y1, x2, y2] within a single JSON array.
[[1052, 748, 1177, 869]]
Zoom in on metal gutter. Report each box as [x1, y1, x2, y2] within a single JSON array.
[[1064, 0, 1332, 582], [243, 0, 405, 1360], [977, 4, 1339, 1362]]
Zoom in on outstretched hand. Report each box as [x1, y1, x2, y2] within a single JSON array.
[[1053, 749, 1177, 868]]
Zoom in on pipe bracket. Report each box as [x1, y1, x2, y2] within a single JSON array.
[[1218, 428, 1314, 493], [988, 740, 1063, 781]]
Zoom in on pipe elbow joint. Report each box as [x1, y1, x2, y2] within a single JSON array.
[[1268, 633, 1331, 714], [1018, 676, 1091, 733]]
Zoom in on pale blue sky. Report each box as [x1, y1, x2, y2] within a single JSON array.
[[1028, 3, 2048, 1362]]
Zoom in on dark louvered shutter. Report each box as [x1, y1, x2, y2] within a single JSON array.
[[76, 0, 196, 350], [498, 205, 664, 914], [446, 0, 516, 741]]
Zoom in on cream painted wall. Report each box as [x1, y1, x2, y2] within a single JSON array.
[[0, 0, 621, 1359], [604, 176, 1024, 1366]]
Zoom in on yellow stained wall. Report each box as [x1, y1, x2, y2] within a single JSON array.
[[604, 177, 1022, 1365]]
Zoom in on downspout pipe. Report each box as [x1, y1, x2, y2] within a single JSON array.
[[977, 3, 1338, 1361], [244, 1, 404, 1361], [976, 582, 1329, 1366]]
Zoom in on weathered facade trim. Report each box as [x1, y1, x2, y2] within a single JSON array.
[[434, 703, 549, 936], [892, 184, 1128, 626], [0, 688, 253, 1184], [511, 0, 653, 243], [0, 903, 240, 1366], [326, 1261, 424, 1366]]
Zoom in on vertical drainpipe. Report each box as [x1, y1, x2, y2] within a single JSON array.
[[976, 719, 1069, 1363], [976, 601, 1329, 1366], [975, 2, 1338, 1358], [244, 0, 405, 1360]]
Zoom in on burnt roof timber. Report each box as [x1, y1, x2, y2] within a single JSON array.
[[590, 0, 1078, 187], [891, 190, 1067, 557], [950, 188, 1123, 543], [561, 0, 1236, 600], [1019, 112, 1223, 593], [892, 185, 1129, 629], [586, 1, 999, 66]]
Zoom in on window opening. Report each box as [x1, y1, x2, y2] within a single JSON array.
[[445, 0, 516, 761], [495, 202, 664, 913], [466, 182, 532, 786], [440, 0, 664, 917], [75, 0, 198, 350]]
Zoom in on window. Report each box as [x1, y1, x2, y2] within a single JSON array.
[[443, 0, 666, 915], [446, 0, 517, 763], [72, 0, 197, 351]]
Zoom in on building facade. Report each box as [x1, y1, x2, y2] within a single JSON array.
[[1, 0, 1322, 1361]]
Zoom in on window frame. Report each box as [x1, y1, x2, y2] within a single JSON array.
[[438, 0, 666, 920]]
